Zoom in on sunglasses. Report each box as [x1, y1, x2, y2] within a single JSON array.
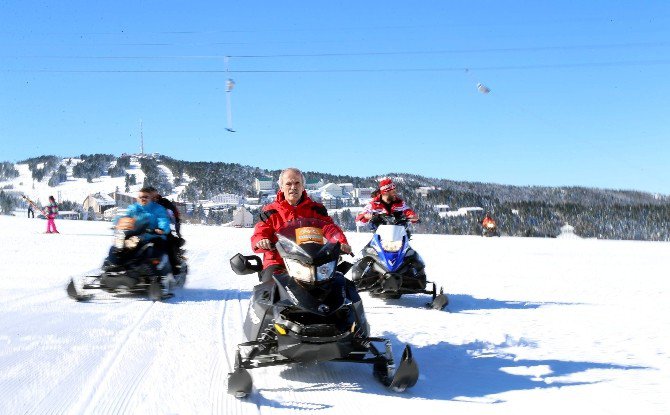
[[138, 195, 150, 200]]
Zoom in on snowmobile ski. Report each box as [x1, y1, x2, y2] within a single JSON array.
[[148, 279, 163, 302], [227, 351, 253, 398], [427, 287, 449, 310], [66, 279, 94, 302], [387, 345, 419, 391]]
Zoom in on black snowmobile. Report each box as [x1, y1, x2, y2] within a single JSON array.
[[227, 218, 419, 398], [349, 213, 448, 310], [67, 217, 187, 302]]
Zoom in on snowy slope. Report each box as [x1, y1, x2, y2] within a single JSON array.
[[1, 158, 148, 205], [0, 215, 668, 414]]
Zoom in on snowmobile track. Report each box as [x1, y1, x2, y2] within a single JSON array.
[[69, 301, 157, 414], [211, 290, 261, 414]]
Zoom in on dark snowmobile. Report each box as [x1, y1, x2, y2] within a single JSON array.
[[349, 213, 448, 310], [227, 218, 419, 398], [67, 217, 187, 302]]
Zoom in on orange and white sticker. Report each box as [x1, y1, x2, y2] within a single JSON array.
[[295, 227, 324, 245]]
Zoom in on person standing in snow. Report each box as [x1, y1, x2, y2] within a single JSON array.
[[27, 203, 34, 218], [46, 196, 59, 234]]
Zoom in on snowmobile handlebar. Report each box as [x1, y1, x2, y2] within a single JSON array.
[[370, 213, 419, 226]]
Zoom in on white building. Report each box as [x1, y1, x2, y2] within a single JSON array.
[[439, 206, 483, 218], [254, 177, 274, 194], [306, 190, 322, 203], [211, 193, 245, 205], [433, 204, 450, 214], [337, 183, 354, 194], [353, 187, 374, 200], [82, 192, 116, 220], [305, 178, 325, 190], [319, 183, 343, 197], [320, 194, 338, 209], [415, 186, 439, 197], [232, 206, 254, 227]]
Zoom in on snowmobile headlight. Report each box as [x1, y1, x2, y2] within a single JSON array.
[[284, 257, 316, 283], [315, 260, 336, 282], [381, 240, 403, 252], [486, 223, 495, 229]]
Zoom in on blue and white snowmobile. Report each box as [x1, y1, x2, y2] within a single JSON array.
[[349, 213, 448, 310]]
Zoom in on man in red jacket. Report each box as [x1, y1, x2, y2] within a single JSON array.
[[355, 178, 419, 226], [251, 167, 352, 282]]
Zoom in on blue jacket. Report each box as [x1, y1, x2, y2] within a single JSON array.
[[117, 201, 171, 241]]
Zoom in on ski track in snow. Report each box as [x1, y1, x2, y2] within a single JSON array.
[[0, 215, 669, 415], [70, 301, 157, 415]]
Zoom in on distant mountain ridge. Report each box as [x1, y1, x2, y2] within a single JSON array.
[[1, 153, 668, 241]]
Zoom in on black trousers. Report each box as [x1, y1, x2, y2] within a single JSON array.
[[259, 265, 285, 283]]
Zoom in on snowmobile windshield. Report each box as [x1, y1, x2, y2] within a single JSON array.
[[275, 218, 342, 284], [374, 224, 407, 253]]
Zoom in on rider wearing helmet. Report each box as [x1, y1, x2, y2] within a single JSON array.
[[482, 212, 496, 228], [352, 178, 427, 283], [355, 178, 419, 227]]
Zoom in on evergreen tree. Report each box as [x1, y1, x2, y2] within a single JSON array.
[[0, 190, 17, 214]]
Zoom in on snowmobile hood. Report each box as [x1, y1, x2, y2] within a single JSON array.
[[273, 273, 351, 316], [370, 225, 409, 272]]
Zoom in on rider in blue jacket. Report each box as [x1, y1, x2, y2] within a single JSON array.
[[118, 187, 171, 243], [109, 187, 172, 266]]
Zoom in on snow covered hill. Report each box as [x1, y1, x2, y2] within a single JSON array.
[[0, 155, 185, 206], [0, 215, 668, 414]]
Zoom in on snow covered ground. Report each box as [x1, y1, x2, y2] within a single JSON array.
[[0, 215, 668, 414]]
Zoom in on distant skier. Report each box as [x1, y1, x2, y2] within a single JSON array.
[[46, 196, 59, 234], [27, 204, 34, 218]]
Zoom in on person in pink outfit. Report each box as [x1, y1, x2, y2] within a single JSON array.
[[46, 195, 59, 234]]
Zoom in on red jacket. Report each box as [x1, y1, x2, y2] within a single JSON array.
[[355, 195, 416, 223], [251, 191, 349, 269]]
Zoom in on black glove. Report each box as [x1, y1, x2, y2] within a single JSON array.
[[370, 214, 385, 226]]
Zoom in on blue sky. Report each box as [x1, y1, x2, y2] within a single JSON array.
[[1, 1, 669, 194]]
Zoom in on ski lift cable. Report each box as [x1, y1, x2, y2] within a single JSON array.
[[7, 40, 669, 60], [7, 58, 670, 73]]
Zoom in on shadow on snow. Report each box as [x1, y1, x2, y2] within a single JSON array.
[[366, 293, 581, 313], [253, 332, 645, 406]]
